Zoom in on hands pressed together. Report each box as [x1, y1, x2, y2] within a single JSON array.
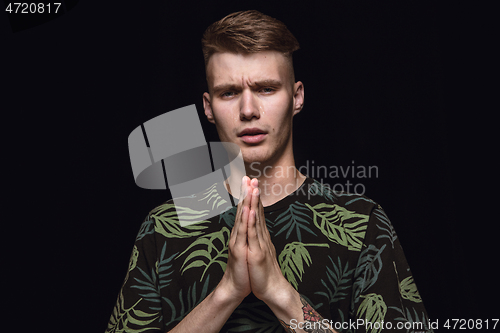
[[175, 176, 336, 333], [219, 176, 293, 306]]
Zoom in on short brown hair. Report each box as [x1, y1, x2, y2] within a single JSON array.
[[201, 10, 300, 67]]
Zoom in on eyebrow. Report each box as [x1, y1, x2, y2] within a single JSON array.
[[212, 83, 239, 95], [212, 79, 283, 94]]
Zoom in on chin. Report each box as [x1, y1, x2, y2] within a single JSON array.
[[241, 151, 272, 169]]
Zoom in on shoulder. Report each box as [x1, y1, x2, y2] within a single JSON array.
[[289, 177, 385, 252], [304, 177, 380, 216], [140, 182, 234, 239], [304, 178, 398, 252], [146, 194, 196, 219], [148, 179, 232, 219]]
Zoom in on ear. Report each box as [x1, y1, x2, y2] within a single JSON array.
[[203, 92, 216, 124], [292, 81, 304, 116]]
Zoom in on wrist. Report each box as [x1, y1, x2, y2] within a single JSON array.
[[213, 277, 246, 309], [263, 280, 300, 317]]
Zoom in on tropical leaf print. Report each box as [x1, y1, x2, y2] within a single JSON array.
[[357, 293, 387, 333], [219, 206, 236, 229], [309, 180, 337, 202], [129, 245, 139, 272], [315, 255, 355, 304], [198, 183, 228, 210], [274, 201, 316, 242], [120, 245, 139, 289], [227, 301, 283, 332], [177, 227, 230, 281], [305, 202, 369, 251], [390, 305, 432, 332], [344, 196, 377, 206], [150, 203, 209, 239], [352, 244, 386, 302], [131, 266, 161, 311], [136, 217, 155, 242], [156, 241, 178, 290], [393, 261, 423, 305], [374, 207, 397, 248], [106, 290, 159, 333], [163, 276, 211, 327], [278, 242, 329, 289], [399, 276, 422, 303]]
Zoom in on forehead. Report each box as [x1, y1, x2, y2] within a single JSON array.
[[206, 51, 290, 88]]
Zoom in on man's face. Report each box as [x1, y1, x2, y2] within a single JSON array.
[[203, 51, 304, 169]]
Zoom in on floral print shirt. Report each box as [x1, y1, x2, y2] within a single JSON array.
[[106, 177, 433, 333]]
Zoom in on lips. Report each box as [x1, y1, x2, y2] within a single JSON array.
[[238, 127, 267, 144], [238, 127, 267, 136]]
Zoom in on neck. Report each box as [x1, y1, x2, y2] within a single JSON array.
[[224, 154, 306, 207]]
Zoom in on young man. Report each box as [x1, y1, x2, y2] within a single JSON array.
[[106, 10, 433, 333]]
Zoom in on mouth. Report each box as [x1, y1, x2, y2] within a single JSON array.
[[238, 127, 267, 136], [238, 127, 268, 144]]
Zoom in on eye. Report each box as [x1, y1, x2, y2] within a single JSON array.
[[221, 91, 236, 98], [261, 87, 275, 94]]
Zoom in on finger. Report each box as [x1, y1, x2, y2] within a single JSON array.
[[235, 205, 249, 247], [237, 176, 249, 210], [247, 188, 260, 252], [256, 189, 270, 244], [248, 178, 258, 219], [232, 176, 249, 237], [242, 176, 252, 206], [252, 186, 265, 246], [250, 177, 259, 189]]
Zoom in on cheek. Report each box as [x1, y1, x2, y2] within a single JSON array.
[[213, 108, 231, 126], [214, 104, 239, 124], [213, 112, 238, 140], [272, 112, 293, 133], [265, 93, 294, 124]]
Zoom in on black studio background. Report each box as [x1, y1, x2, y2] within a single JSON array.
[[2, 1, 495, 332]]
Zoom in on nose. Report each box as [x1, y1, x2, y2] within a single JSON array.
[[239, 89, 260, 121]]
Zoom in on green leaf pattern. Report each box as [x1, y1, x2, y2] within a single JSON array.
[[107, 178, 432, 332], [278, 242, 330, 289], [227, 301, 283, 332], [399, 276, 422, 303], [315, 255, 355, 304], [163, 276, 211, 327], [198, 183, 228, 210], [106, 289, 160, 333], [357, 293, 387, 333], [151, 203, 210, 239], [305, 202, 369, 251], [274, 201, 317, 242], [177, 227, 230, 281]]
